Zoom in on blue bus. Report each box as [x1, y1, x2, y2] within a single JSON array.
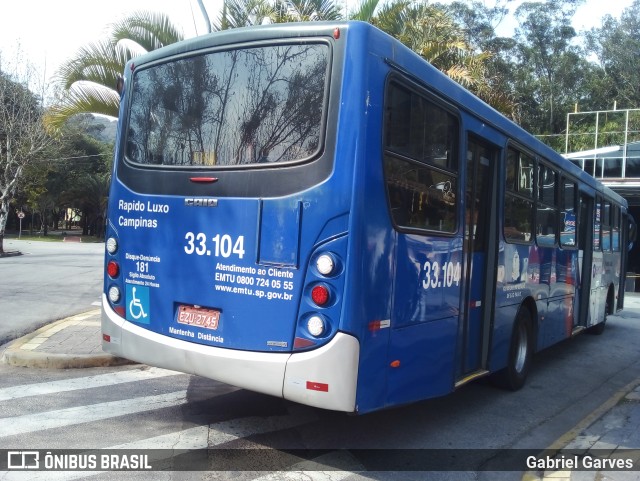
[[102, 21, 631, 414]]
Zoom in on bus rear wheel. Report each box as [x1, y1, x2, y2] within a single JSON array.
[[492, 308, 533, 391]]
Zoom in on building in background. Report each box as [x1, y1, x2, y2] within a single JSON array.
[[563, 109, 640, 288]]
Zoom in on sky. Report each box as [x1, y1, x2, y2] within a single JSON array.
[[0, 0, 635, 91]]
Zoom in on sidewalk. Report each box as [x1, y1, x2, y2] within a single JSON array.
[[523, 293, 640, 480], [1, 309, 133, 368]]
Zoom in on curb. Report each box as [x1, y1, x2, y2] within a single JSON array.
[[1, 313, 135, 369], [521, 376, 640, 481], [1, 348, 134, 369]]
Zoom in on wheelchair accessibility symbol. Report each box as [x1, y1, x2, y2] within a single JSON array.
[[126, 285, 150, 324]]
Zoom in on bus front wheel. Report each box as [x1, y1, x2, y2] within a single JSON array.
[[492, 308, 533, 391]]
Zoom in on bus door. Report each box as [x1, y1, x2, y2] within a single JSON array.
[[576, 193, 594, 328], [456, 137, 499, 382]]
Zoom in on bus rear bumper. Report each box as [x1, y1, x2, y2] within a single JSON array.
[[101, 295, 359, 412]]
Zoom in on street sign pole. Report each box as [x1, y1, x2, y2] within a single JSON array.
[[17, 212, 25, 239]]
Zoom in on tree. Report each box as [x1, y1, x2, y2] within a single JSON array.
[[586, 0, 640, 110], [442, 0, 519, 119], [0, 61, 52, 253], [45, 12, 184, 131], [372, 1, 504, 110], [200, 0, 508, 114], [64, 172, 110, 237], [209, 0, 343, 30], [511, 0, 588, 134]]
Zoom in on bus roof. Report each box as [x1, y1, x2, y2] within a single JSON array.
[[125, 20, 626, 207]]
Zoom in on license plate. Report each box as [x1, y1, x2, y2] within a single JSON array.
[[177, 305, 220, 330]]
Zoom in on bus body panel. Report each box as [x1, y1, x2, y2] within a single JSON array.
[[103, 21, 629, 414], [109, 189, 309, 352], [104, 24, 357, 358], [332, 24, 396, 413], [102, 294, 288, 398], [102, 295, 359, 411]]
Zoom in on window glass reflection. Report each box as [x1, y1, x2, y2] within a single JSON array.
[[126, 43, 328, 167]]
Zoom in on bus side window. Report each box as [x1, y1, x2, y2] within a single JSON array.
[[602, 201, 611, 251], [612, 205, 620, 251], [504, 148, 533, 243], [383, 81, 458, 233], [560, 180, 577, 247], [535, 163, 558, 247]]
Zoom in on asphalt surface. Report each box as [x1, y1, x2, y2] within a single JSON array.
[[1, 285, 639, 480]]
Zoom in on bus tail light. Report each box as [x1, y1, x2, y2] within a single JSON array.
[[307, 315, 325, 337], [311, 285, 330, 306], [106, 237, 118, 254], [107, 261, 120, 278], [295, 247, 344, 350], [108, 286, 121, 303], [316, 254, 335, 276]]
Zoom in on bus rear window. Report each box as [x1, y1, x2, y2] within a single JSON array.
[[126, 43, 329, 167]]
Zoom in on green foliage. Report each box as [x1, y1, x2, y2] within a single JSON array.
[[45, 11, 184, 132], [586, 0, 640, 110], [0, 64, 52, 251], [47, 0, 640, 155], [15, 123, 112, 236]]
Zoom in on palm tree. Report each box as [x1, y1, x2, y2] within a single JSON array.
[[45, 12, 184, 132], [273, 0, 342, 22], [374, 2, 487, 90], [211, 0, 276, 29], [371, 1, 516, 117], [211, 0, 359, 30]]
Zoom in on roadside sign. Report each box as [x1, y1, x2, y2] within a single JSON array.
[[17, 211, 25, 239]]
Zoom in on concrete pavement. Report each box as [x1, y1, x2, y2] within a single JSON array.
[[1, 309, 132, 368], [0, 301, 639, 479]]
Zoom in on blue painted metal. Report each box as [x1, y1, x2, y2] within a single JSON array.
[[104, 20, 627, 414]]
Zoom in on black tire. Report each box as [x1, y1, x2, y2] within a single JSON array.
[[492, 308, 533, 391]]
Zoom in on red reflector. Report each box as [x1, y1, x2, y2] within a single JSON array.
[[115, 306, 126, 317], [102, 334, 111, 342], [306, 381, 329, 392], [390, 360, 401, 368], [294, 337, 316, 349], [107, 261, 119, 278], [369, 319, 391, 331], [333, 28, 340, 39], [311, 285, 329, 306], [189, 177, 219, 183]]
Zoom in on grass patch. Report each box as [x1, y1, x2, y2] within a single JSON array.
[[5, 233, 104, 243]]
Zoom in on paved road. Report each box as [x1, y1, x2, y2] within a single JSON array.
[[0, 308, 639, 479], [0, 239, 103, 345]]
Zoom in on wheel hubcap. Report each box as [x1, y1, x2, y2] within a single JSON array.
[[514, 323, 528, 373]]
